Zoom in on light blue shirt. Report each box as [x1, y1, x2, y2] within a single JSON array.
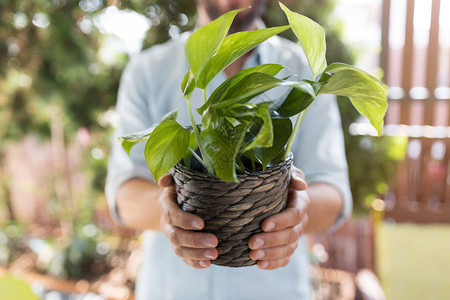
[[106, 31, 352, 300]]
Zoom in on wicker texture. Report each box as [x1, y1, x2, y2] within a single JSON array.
[[171, 154, 293, 267]]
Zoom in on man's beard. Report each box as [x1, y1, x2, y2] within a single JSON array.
[[202, 0, 269, 33]]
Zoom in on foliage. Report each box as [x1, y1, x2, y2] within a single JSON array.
[[0, 0, 195, 142], [120, 3, 387, 182], [0, 220, 123, 281], [0, 0, 399, 217], [270, 0, 404, 213], [0, 0, 393, 287], [43, 223, 111, 279], [0, 275, 39, 300], [0, 222, 27, 266], [348, 135, 407, 213], [0, 1, 112, 140]]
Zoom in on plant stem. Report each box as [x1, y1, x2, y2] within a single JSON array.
[[284, 109, 308, 159], [188, 147, 207, 169], [236, 155, 246, 174], [203, 88, 207, 103], [187, 97, 214, 174]]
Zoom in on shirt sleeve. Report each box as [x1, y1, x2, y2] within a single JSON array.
[[105, 56, 155, 225], [291, 93, 353, 231]]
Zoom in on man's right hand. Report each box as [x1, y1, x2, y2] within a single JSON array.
[[158, 174, 219, 269]]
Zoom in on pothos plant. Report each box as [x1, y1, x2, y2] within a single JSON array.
[[120, 2, 387, 183]]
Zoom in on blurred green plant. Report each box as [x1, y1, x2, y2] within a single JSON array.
[[34, 223, 112, 280], [0, 222, 28, 266], [1, 0, 120, 139], [347, 135, 407, 213], [0, 275, 39, 300], [0, 220, 126, 281]]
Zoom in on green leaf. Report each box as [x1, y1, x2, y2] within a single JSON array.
[[272, 80, 318, 117], [318, 67, 388, 135], [188, 130, 198, 149], [119, 110, 179, 155], [350, 97, 387, 135], [322, 63, 385, 86], [212, 73, 315, 110], [185, 8, 244, 80], [182, 131, 198, 169], [216, 103, 257, 124], [214, 73, 283, 108], [279, 2, 327, 79], [197, 63, 285, 115], [181, 70, 195, 98], [219, 117, 236, 133], [200, 128, 240, 182], [196, 25, 290, 88], [201, 109, 213, 129], [0, 275, 39, 300], [242, 102, 273, 151], [252, 118, 292, 169], [228, 123, 248, 152], [144, 120, 191, 180]]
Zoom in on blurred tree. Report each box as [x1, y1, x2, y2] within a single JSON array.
[[1, 0, 119, 139], [0, 0, 198, 139]]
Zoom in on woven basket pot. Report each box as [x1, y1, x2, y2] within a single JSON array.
[[170, 153, 293, 267]]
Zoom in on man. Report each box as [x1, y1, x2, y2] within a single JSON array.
[[106, 0, 352, 298]]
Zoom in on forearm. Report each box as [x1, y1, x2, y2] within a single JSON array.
[[116, 178, 164, 231], [303, 183, 343, 234]]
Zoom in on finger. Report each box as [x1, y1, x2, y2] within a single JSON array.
[[250, 242, 298, 261], [165, 225, 218, 248], [158, 173, 174, 187], [249, 224, 303, 249], [162, 205, 205, 230], [290, 167, 307, 191], [260, 205, 307, 232], [286, 190, 310, 209], [160, 186, 205, 231], [260, 190, 309, 232], [173, 245, 218, 260], [257, 257, 290, 270], [183, 258, 211, 269]]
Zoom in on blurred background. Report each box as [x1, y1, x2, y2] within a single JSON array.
[[0, 0, 449, 299]]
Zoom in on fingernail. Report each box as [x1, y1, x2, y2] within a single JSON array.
[[260, 261, 269, 269], [294, 174, 305, 183], [199, 261, 208, 268], [192, 220, 203, 230], [204, 250, 215, 259], [253, 238, 264, 249], [203, 237, 215, 247], [255, 250, 265, 259], [265, 222, 275, 231]]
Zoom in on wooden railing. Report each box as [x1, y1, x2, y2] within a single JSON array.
[[380, 0, 450, 223]]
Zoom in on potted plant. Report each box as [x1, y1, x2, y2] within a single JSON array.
[[119, 2, 387, 267]]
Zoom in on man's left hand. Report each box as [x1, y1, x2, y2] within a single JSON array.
[[248, 166, 310, 270]]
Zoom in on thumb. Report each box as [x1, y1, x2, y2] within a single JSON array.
[[158, 173, 174, 187], [290, 167, 307, 191]]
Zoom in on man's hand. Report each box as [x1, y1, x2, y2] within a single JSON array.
[[248, 166, 310, 270], [158, 174, 219, 269]]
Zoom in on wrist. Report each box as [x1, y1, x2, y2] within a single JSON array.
[[302, 183, 343, 234]]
